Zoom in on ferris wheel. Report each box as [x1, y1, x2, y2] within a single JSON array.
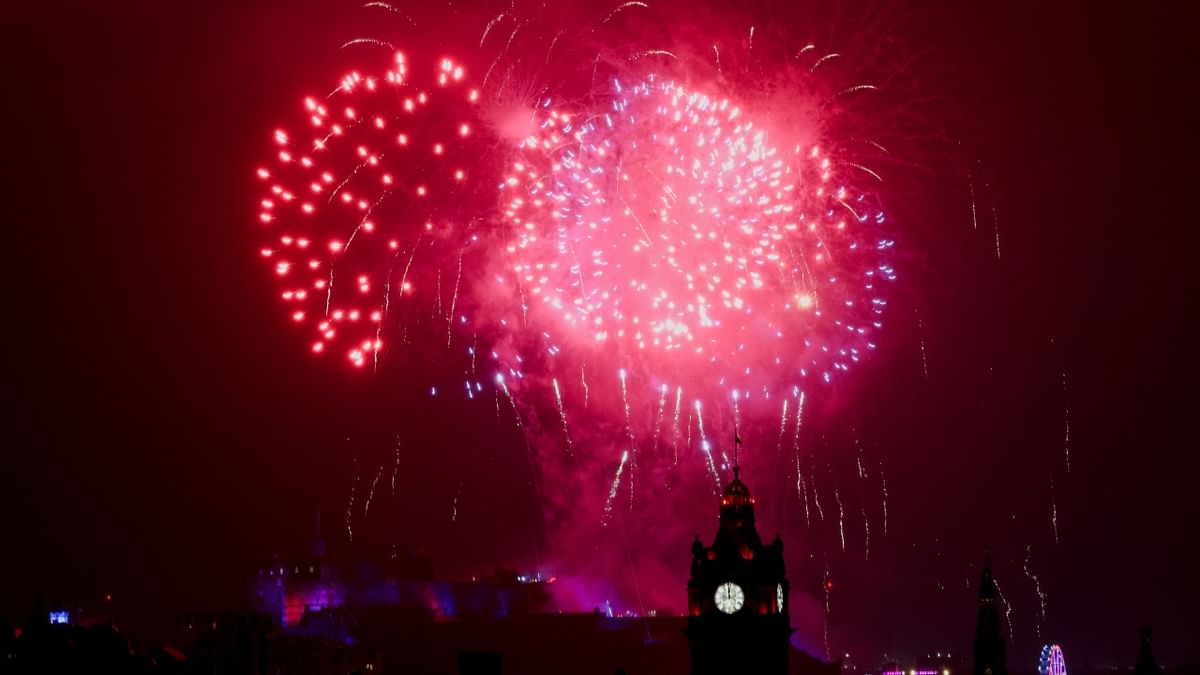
[[1039, 644, 1067, 675]]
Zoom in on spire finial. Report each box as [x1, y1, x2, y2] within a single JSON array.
[[733, 428, 742, 474]]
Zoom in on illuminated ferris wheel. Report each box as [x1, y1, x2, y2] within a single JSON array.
[[1039, 644, 1067, 675]]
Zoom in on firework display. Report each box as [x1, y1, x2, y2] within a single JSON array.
[[257, 54, 490, 368], [258, 55, 889, 432], [497, 75, 891, 383], [253, 0, 900, 626]]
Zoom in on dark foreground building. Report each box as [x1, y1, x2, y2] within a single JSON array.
[[686, 466, 792, 675], [972, 554, 1007, 675]]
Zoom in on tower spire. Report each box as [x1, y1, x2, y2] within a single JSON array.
[[1132, 626, 1162, 675], [733, 429, 742, 476], [973, 551, 1006, 675]]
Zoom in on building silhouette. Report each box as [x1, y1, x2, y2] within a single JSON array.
[[973, 554, 1007, 675], [1131, 626, 1162, 675], [686, 465, 791, 675]]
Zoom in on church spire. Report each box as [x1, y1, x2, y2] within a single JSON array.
[[1132, 626, 1162, 675], [979, 552, 998, 603], [973, 552, 1007, 675], [733, 428, 742, 473]]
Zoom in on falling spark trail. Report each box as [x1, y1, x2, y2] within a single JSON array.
[[861, 503, 870, 561], [992, 196, 1002, 260], [602, 450, 631, 525], [451, 481, 463, 522], [470, 333, 478, 376], [916, 309, 929, 378], [345, 455, 358, 542], [581, 364, 590, 408], [835, 84, 877, 99], [812, 468, 825, 522], [552, 378, 573, 454], [618, 370, 636, 450], [672, 386, 683, 464], [433, 268, 442, 320], [445, 248, 464, 347], [1023, 545, 1047, 639], [390, 440, 400, 495], [618, 369, 638, 509], [822, 563, 832, 660], [685, 409, 693, 453], [601, 1, 648, 24], [811, 53, 840, 72], [791, 390, 807, 504], [695, 401, 720, 492], [479, 13, 505, 47], [653, 384, 668, 457], [712, 44, 722, 75], [798, 470, 811, 527], [776, 398, 790, 460], [993, 575, 1015, 646], [361, 2, 416, 25], [843, 162, 882, 182], [1062, 372, 1071, 475], [1050, 477, 1060, 544], [880, 463, 889, 536], [834, 483, 846, 551], [363, 466, 383, 517], [629, 49, 677, 61], [342, 37, 394, 50], [967, 162, 979, 230], [618, 370, 638, 492], [496, 374, 522, 428]]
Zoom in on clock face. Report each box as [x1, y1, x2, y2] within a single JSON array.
[[776, 583, 784, 611], [714, 582, 745, 614]]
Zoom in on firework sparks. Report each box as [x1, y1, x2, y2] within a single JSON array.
[[363, 465, 384, 517], [254, 9, 905, 617], [1062, 371, 1071, 474], [553, 377, 574, 454], [602, 449, 631, 525], [671, 386, 683, 463], [1050, 476, 1060, 544], [861, 501, 869, 561], [993, 573, 1015, 646], [834, 481, 845, 551], [880, 461, 889, 536], [1024, 545, 1047, 639], [652, 383, 668, 457], [258, 34, 895, 535], [257, 53, 486, 367]]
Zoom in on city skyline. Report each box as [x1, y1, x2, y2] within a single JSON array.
[[2, 0, 1195, 670]]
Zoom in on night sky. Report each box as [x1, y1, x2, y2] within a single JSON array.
[[2, 0, 1196, 669]]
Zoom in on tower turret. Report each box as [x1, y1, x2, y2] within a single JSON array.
[[686, 458, 791, 675]]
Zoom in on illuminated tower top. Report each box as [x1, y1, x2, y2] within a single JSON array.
[[687, 461, 791, 675]]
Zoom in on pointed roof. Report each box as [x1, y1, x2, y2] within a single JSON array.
[[979, 552, 998, 603]]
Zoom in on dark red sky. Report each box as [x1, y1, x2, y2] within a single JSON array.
[[2, 0, 1196, 668]]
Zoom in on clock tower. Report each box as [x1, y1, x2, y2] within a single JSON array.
[[686, 465, 791, 675]]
